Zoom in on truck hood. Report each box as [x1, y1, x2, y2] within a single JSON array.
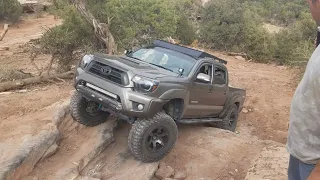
[[93, 54, 179, 79]]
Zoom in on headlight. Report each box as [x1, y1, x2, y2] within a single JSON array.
[[79, 54, 94, 69], [132, 76, 159, 93]]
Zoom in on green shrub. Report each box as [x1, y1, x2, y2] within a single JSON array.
[[275, 15, 316, 65], [200, 0, 276, 62], [176, 15, 196, 45], [0, 0, 23, 23], [40, 6, 96, 72]]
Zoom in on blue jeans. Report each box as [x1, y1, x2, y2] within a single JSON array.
[[288, 155, 315, 180]]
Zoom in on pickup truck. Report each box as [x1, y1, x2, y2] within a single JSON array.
[[70, 40, 246, 162]]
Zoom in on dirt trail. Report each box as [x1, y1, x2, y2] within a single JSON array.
[[221, 54, 295, 143], [0, 15, 61, 47]]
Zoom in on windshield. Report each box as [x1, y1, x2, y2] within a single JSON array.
[[128, 46, 197, 76]]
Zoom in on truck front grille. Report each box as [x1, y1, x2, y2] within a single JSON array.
[[88, 61, 126, 85]]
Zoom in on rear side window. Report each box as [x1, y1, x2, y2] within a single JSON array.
[[214, 67, 227, 85]]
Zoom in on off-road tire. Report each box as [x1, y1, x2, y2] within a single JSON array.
[[128, 112, 178, 163], [70, 91, 110, 127], [206, 104, 239, 132]]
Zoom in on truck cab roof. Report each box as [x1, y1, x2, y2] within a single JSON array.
[[150, 40, 228, 65]]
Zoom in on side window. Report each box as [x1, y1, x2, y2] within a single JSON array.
[[195, 64, 212, 84], [214, 67, 227, 85]]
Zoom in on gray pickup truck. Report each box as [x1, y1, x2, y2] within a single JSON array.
[[70, 40, 246, 162]]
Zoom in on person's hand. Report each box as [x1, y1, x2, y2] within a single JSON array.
[[307, 161, 320, 180]]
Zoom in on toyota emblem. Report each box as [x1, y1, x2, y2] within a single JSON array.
[[101, 66, 112, 75]]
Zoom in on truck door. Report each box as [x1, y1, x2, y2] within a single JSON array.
[[210, 65, 228, 115], [184, 63, 219, 118]]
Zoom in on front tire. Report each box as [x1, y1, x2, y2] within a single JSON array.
[[70, 91, 110, 127], [128, 112, 178, 163]]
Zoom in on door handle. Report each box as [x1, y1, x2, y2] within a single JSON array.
[[209, 87, 213, 93]]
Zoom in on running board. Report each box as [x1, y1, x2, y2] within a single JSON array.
[[177, 118, 222, 124]]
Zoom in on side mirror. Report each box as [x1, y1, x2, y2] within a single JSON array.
[[196, 73, 211, 83]]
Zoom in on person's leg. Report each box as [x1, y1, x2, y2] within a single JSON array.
[[299, 160, 316, 180], [289, 155, 301, 180]]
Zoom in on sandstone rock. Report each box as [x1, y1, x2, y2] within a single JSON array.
[[55, 118, 116, 180], [155, 165, 175, 179], [82, 124, 160, 180], [174, 171, 187, 180], [52, 100, 70, 126], [41, 142, 58, 160], [0, 126, 60, 180], [244, 145, 289, 180], [0, 91, 13, 95]]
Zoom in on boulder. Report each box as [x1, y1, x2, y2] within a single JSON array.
[[55, 118, 116, 180], [0, 126, 59, 180], [155, 165, 175, 179]]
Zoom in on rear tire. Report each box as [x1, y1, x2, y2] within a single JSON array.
[[206, 104, 239, 132], [128, 112, 178, 163], [70, 91, 110, 127]]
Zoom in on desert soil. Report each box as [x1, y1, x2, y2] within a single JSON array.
[[0, 15, 297, 180]]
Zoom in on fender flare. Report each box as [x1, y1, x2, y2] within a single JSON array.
[[159, 89, 189, 115], [219, 94, 243, 118]]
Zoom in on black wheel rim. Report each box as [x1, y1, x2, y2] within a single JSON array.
[[228, 110, 237, 130], [85, 100, 100, 116], [146, 127, 169, 153]]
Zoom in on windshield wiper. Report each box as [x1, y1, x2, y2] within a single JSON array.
[[126, 55, 175, 73], [126, 55, 143, 62], [148, 63, 174, 73]]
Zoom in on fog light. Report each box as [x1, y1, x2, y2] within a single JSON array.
[[137, 104, 144, 110]]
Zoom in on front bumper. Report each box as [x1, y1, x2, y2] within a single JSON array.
[[74, 68, 168, 118]]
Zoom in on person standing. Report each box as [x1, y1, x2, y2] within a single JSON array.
[[287, 0, 320, 180]]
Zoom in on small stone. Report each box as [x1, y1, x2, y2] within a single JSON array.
[[235, 56, 245, 61], [17, 89, 28, 93], [235, 169, 238, 172], [163, 178, 175, 180], [242, 108, 249, 113], [18, 111, 24, 116], [77, 177, 100, 180], [0, 92, 13, 95], [248, 123, 253, 126], [155, 165, 175, 179], [235, 131, 240, 134], [248, 109, 252, 112], [174, 171, 187, 180], [229, 178, 235, 180], [228, 171, 234, 175]]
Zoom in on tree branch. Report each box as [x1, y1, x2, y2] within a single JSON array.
[[0, 24, 9, 41], [0, 71, 74, 92]]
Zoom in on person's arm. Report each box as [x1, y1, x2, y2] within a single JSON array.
[[307, 161, 320, 180]]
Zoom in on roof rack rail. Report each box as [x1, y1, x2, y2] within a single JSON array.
[[152, 40, 227, 65]]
